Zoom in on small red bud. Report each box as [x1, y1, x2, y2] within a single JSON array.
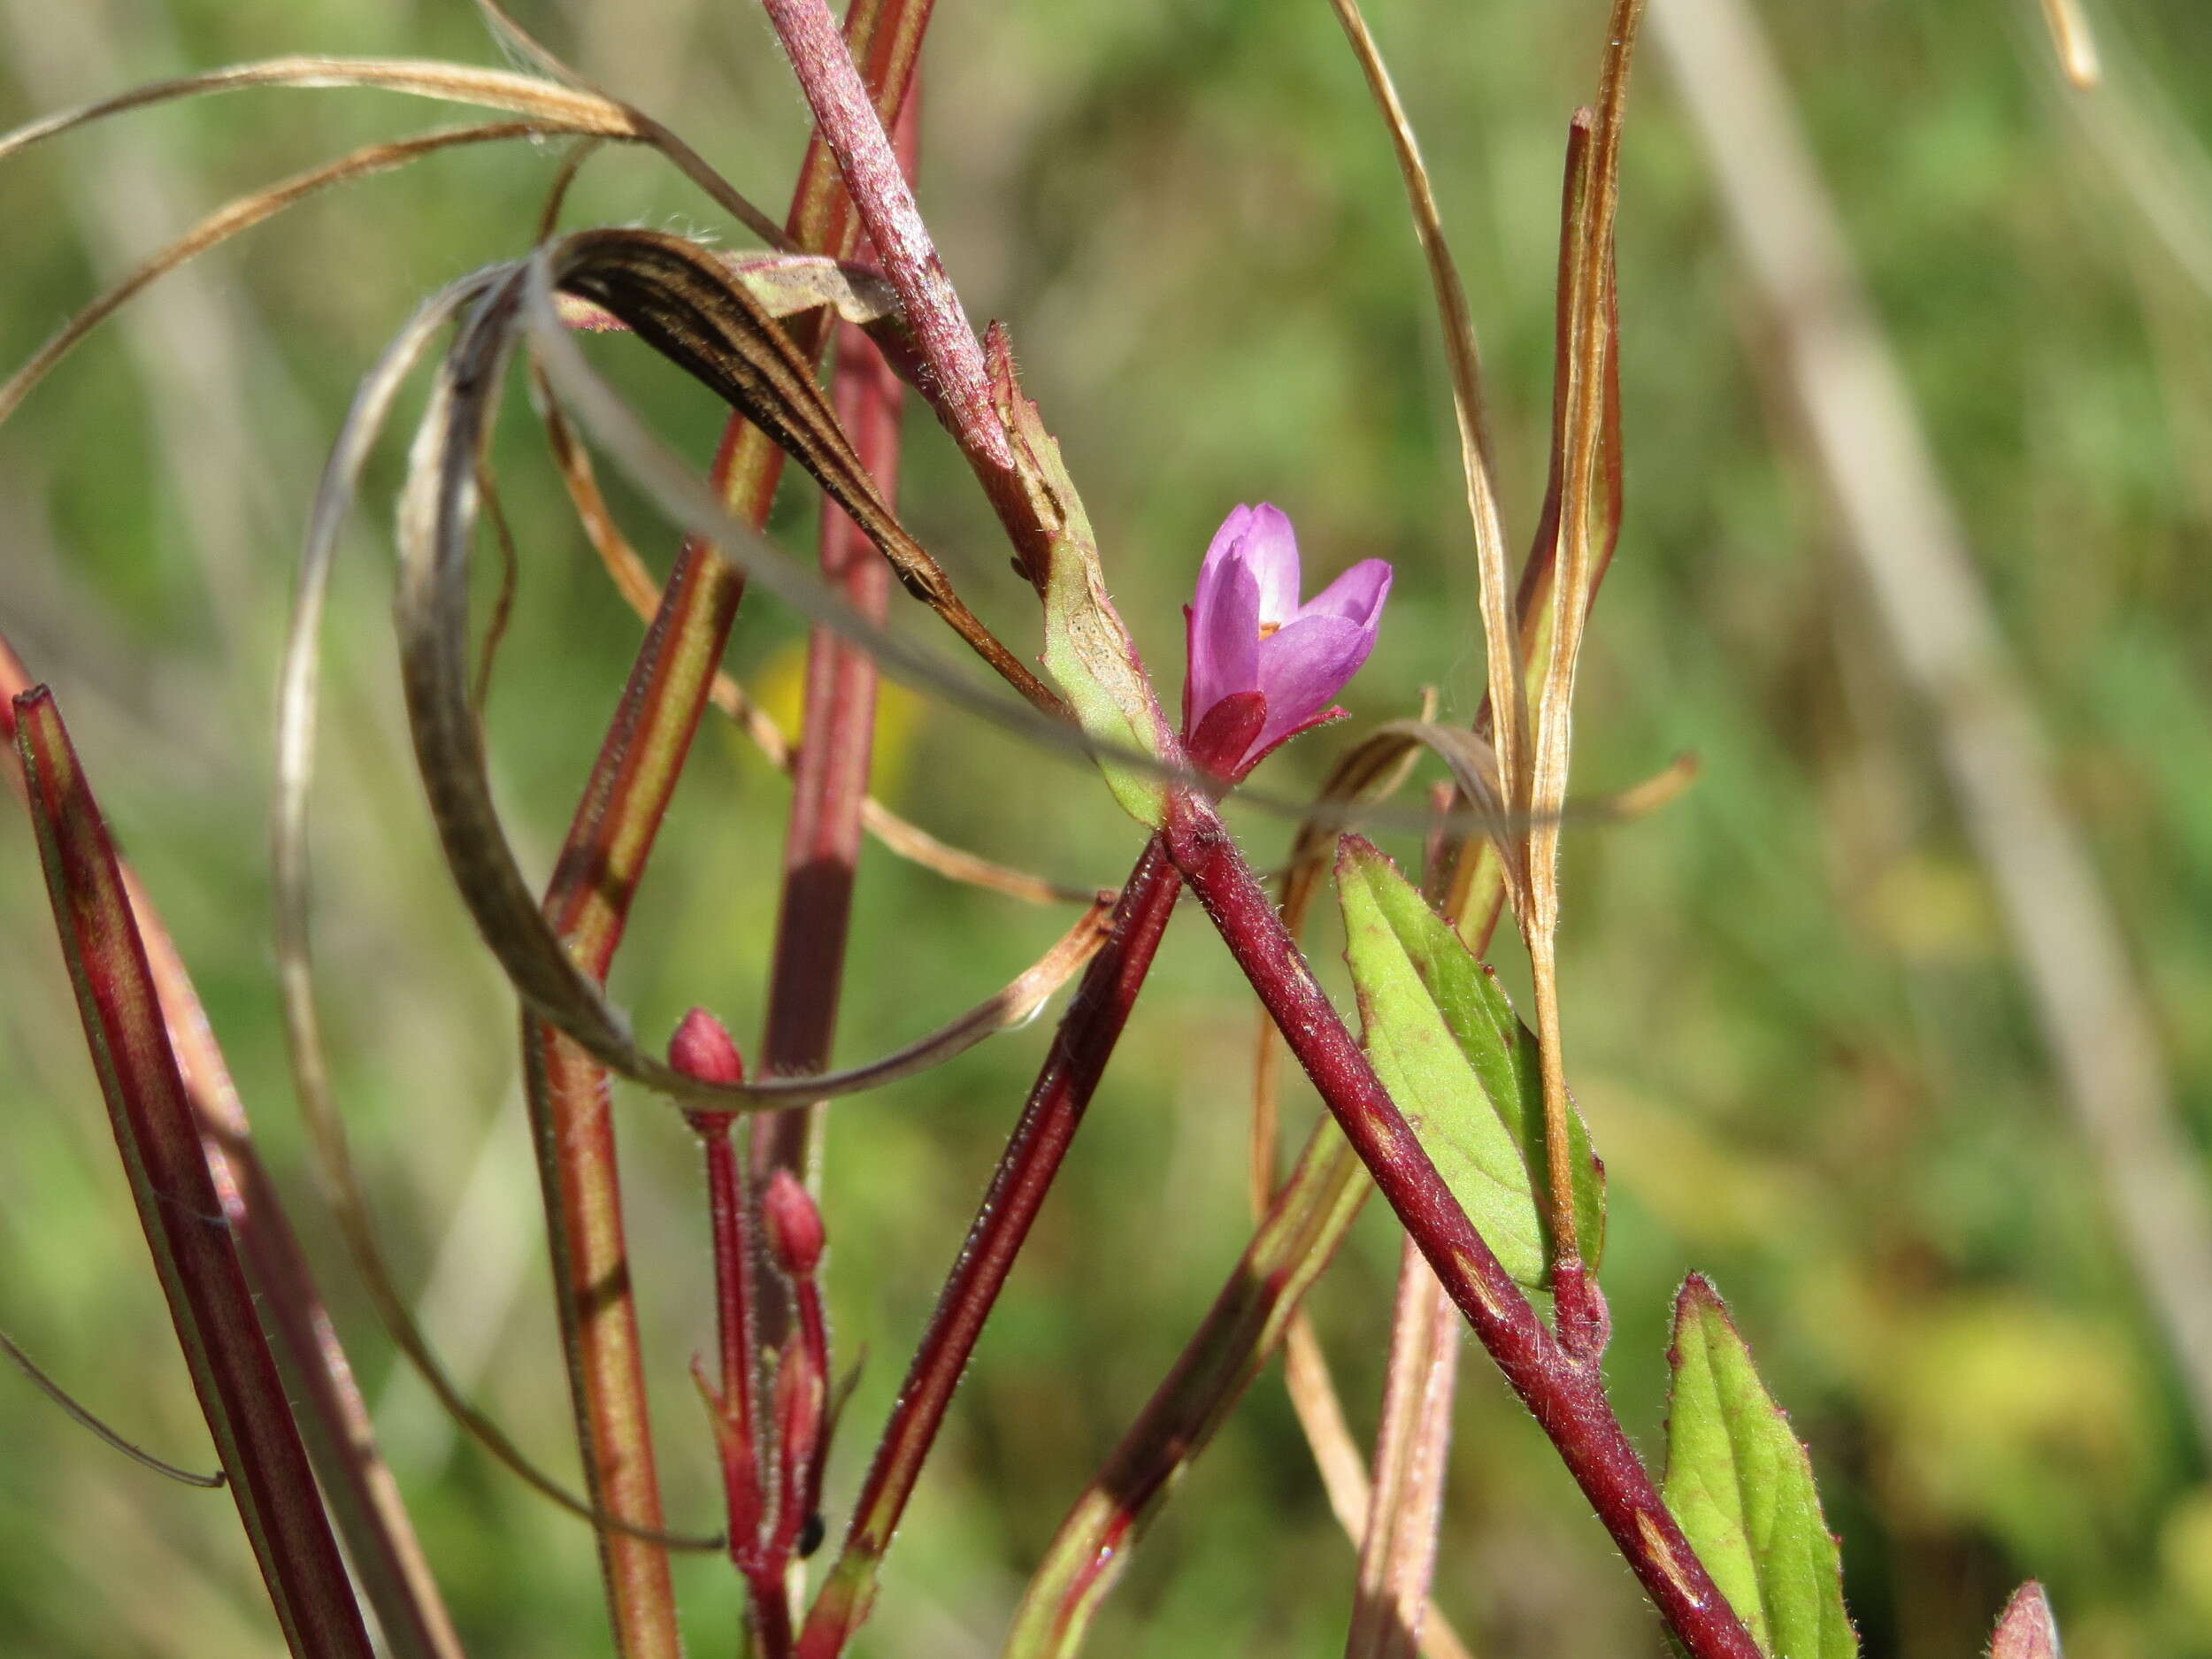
[[763, 1169, 826, 1279], [668, 1007, 745, 1086]]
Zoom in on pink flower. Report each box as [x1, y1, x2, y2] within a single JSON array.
[[1182, 503, 1392, 776]]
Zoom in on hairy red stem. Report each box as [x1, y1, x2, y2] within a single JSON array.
[[797, 836, 1181, 1658], [758, 0, 1064, 576], [1159, 790, 1760, 1659], [759, 0, 1001, 468]]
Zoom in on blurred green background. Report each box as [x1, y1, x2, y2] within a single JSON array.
[[4, 0, 2212, 1654]]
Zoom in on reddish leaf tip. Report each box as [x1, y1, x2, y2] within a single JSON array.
[[7, 682, 52, 748], [764, 1169, 826, 1279], [669, 1007, 745, 1086], [1674, 1271, 1726, 1321], [1990, 1580, 2060, 1659], [1333, 832, 1389, 876]]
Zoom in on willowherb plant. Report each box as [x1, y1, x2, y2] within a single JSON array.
[[0, 2, 2082, 1656]]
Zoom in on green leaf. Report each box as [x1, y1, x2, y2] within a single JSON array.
[[1336, 836, 1603, 1287], [988, 327, 1168, 827], [1663, 1276, 1858, 1659]]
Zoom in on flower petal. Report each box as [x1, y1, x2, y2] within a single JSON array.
[[1237, 503, 1303, 625], [1252, 613, 1376, 751], [1298, 558, 1393, 627], [1199, 503, 1258, 583], [1186, 555, 1263, 732]]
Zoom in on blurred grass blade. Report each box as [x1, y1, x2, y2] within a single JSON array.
[[1648, 0, 2212, 1440], [12, 686, 374, 1659], [1989, 1582, 2062, 1659], [1662, 1276, 1857, 1659], [1326, 0, 1525, 853], [0, 120, 609, 432], [2038, 0, 2100, 88], [1337, 836, 1604, 1287], [0, 55, 786, 247], [1001, 1107, 1370, 1659], [272, 274, 717, 1555], [1343, 1240, 1461, 1659], [0, 1326, 223, 1487]]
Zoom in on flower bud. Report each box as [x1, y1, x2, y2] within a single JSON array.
[[763, 1168, 826, 1279], [668, 1007, 745, 1086]]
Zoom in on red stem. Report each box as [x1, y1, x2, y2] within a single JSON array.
[[758, 0, 1061, 576], [751, 85, 919, 1288], [526, 4, 933, 1643], [734, 88, 921, 1659], [1158, 789, 1762, 1659], [13, 688, 374, 1659], [791, 1273, 832, 1525], [697, 1118, 766, 1561], [797, 835, 1182, 1658], [526, 534, 752, 1655], [759, 0, 1002, 469], [0, 637, 458, 1659], [749, 326, 896, 1177]]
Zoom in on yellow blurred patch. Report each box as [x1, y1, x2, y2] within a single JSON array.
[[1860, 851, 2001, 964], [751, 635, 924, 802], [1576, 1075, 1832, 1251], [2161, 1486, 2212, 1622], [1875, 1296, 2150, 1555]]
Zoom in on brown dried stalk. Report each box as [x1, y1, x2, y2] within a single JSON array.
[[0, 54, 787, 248], [16, 687, 375, 1659], [1343, 1240, 1463, 1659], [1522, 0, 1644, 1297], [0, 121, 603, 431]]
